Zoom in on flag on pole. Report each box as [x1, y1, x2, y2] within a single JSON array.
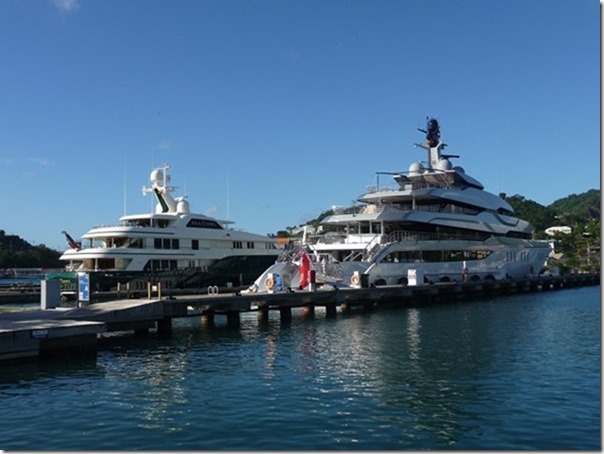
[[62, 231, 81, 250]]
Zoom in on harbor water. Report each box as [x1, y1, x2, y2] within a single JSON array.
[[0, 286, 600, 450]]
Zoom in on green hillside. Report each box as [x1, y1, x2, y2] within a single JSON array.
[[0, 230, 62, 269], [503, 190, 600, 235]]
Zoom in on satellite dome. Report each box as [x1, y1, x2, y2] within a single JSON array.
[[435, 159, 452, 171], [408, 161, 424, 176], [150, 169, 163, 184], [176, 198, 190, 214]]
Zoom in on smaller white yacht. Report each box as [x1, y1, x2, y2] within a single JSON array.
[[56, 164, 280, 290], [248, 118, 552, 292]]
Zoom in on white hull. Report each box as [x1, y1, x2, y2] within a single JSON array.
[[57, 164, 280, 290], [249, 237, 551, 292]]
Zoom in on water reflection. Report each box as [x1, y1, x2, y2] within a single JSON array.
[[268, 303, 495, 448]]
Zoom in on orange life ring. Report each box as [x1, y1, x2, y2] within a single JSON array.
[[351, 274, 360, 286], [265, 277, 274, 290]]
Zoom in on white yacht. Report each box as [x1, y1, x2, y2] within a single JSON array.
[[249, 118, 552, 292], [56, 164, 280, 290]]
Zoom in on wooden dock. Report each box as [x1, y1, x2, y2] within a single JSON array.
[[0, 273, 599, 362]]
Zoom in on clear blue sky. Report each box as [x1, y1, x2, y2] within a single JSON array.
[[0, 0, 600, 251]]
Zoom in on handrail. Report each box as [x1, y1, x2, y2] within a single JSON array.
[[366, 179, 456, 193], [304, 229, 491, 248], [328, 202, 481, 219]]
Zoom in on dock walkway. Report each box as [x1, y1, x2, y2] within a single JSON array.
[[0, 273, 599, 362]]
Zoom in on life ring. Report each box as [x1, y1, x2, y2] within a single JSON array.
[[265, 277, 274, 290], [351, 274, 360, 286]]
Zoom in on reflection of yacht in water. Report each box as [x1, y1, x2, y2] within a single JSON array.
[[56, 164, 280, 290], [249, 118, 551, 292]]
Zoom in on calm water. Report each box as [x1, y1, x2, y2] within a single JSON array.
[[0, 286, 600, 450]]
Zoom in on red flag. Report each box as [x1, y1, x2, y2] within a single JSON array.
[[62, 230, 81, 250], [299, 250, 310, 289]]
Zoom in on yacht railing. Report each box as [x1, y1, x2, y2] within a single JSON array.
[[305, 229, 489, 249], [385, 229, 489, 242], [366, 177, 456, 194], [361, 234, 383, 261], [330, 203, 480, 218]]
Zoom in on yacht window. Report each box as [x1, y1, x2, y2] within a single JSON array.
[[145, 259, 178, 271], [444, 250, 465, 261], [497, 207, 516, 216], [233, 241, 243, 249], [381, 251, 422, 263], [192, 239, 199, 250], [127, 219, 151, 227], [111, 238, 127, 248], [247, 242, 254, 249], [506, 231, 531, 239], [422, 250, 442, 262], [128, 239, 144, 248], [96, 258, 115, 270], [187, 219, 223, 229], [153, 238, 179, 249]]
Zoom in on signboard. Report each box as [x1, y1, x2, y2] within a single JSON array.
[[408, 269, 417, 286], [78, 272, 90, 302], [408, 269, 424, 286]]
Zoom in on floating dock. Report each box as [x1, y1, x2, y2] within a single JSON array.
[[0, 273, 599, 362]]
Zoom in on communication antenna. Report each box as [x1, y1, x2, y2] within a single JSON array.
[[226, 167, 230, 220], [496, 132, 501, 195], [123, 155, 127, 217]]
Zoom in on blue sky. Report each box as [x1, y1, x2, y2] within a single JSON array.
[[0, 0, 599, 251]]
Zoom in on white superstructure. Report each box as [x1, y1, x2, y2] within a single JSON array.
[[59, 164, 280, 290], [250, 118, 552, 292]]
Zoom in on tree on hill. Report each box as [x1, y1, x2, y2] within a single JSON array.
[[503, 195, 557, 233], [548, 189, 601, 225], [0, 230, 62, 268], [502, 190, 600, 232]]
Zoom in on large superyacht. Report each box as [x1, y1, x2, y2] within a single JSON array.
[[249, 118, 551, 292]]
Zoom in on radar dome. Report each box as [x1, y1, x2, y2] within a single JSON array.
[[150, 169, 164, 184], [435, 159, 452, 171], [408, 161, 424, 176], [176, 198, 190, 214]]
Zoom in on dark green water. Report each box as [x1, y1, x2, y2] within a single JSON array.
[[0, 286, 600, 450]]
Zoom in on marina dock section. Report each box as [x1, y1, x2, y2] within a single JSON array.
[[0, 273, 599, 362]]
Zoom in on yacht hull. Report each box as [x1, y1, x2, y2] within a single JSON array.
[[52, 255, 279, 292], [249, 238, 551, 292]]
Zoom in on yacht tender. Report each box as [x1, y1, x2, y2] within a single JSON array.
[[248, 118, 551, 292], [57, 164, 280, 290]]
